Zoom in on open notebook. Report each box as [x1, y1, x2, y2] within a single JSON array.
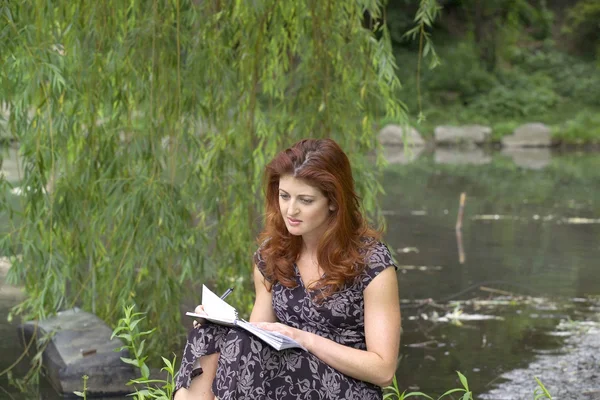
[[186, 285, 306, 351]]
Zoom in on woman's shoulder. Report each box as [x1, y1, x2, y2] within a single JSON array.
[[359, 238, 393, 262], [358, 239, 397, 282]]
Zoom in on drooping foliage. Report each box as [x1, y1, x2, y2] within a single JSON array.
[[0, 0, 405, 351]]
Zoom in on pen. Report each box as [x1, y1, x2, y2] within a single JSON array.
[[220, 287, 234, 300]]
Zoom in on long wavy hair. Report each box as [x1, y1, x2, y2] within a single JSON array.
[[257, 138, 380, 298]]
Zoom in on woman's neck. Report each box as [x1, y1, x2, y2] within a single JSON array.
[[301, 235, 320, 259]]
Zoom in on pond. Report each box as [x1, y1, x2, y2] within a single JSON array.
[[382, 147, 600, 397], [1, 146, 600, 399]]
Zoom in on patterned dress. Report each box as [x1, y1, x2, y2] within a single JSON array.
[[174, 241, 397, 400]]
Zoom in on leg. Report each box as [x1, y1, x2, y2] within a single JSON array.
[[173, 325, 228, 400], [186, 353, 220, 400]]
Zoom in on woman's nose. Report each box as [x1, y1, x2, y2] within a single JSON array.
[[287, 201, 299, 216]]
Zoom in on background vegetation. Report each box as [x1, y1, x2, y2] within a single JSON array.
[[0, 0, 404, 355], [384, 0, 600, 144]]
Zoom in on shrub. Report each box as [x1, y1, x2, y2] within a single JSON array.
[[467, 69, 560, 118], [553, 111, 600, 144], [512, 48, 600, 106]]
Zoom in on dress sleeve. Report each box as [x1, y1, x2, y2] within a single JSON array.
[[362, 241, 397, 288], [253, 247, 273, 283]]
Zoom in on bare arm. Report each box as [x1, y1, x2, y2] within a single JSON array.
[[249, 265, 277, 323], [256, 266, 401, 387]]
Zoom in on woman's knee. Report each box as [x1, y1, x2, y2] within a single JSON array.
[[173, 387, 188, 400]]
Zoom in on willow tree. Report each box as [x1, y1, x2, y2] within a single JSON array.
[[0, 0, 406, 351]]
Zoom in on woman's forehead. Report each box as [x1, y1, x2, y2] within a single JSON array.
[[278, 175, 322, 196]]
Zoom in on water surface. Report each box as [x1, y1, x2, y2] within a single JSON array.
[[382, 148, 600, 396]]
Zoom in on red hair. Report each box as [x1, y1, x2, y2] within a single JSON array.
[[257, 138, 380, 298]]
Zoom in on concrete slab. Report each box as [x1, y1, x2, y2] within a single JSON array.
[[17, 308, 137, 397]]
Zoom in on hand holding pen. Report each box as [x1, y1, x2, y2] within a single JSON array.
[[192, 287, 234, 328]]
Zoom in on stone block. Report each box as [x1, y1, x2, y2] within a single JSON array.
[[502, 123, 553, 147], [17, 308, 137, 397], [434, 125, 492, 146]]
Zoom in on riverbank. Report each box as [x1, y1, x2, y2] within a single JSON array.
[[398, 106, 600, 147], [481, 317, 600, 400], [378, 119, 600, 153]]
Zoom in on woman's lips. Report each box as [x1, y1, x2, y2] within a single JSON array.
[[287, 217, 301, 226]]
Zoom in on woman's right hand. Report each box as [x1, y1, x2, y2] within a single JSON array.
[[192, 305, 207, 328]]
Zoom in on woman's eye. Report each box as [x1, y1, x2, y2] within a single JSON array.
[[279, 194, 289, 200], [301, 199, 313, 205]]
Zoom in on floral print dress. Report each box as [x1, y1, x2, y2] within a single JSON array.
[[174, 241, 397, 400]]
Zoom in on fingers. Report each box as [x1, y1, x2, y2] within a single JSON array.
[[254, 322, 276, 330], [255, 322, 287, 334], [194, 305, 205, 314]]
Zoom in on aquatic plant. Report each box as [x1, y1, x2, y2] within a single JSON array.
[[111, 305, 176, 400], [73, 375, 89, 399], [383, 370, 473, 399], [533, 377, 552, 399]]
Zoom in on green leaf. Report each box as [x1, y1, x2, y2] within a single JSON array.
[[141, 363, 150, 379], [457, 371, 469, 391], [161, 356, 174, 372], [129, 317, 145, 331], [136, 339, 146, 358], [117, 333, 133, 342], [405, 392, 434, 399], [437, 388, 466, 399], [120, 357, 140, 367]]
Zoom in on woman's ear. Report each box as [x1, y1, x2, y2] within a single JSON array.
[[329, 204, 336, 212]]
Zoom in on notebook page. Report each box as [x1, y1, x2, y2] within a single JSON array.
[[201, 285, 237, 323]]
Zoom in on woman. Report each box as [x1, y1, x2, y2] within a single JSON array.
[[174, 138, 401, 400]]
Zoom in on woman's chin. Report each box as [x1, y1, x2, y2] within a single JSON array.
[[285, 226, 303, 236]]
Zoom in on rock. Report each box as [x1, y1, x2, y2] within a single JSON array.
[[378, 124, 425, 147], [501, 148, 553, 170], [17, 309, 137, 397], [434, 125, 492, 146], [502, 123, 553, 147], [434, 148, 491, 165], [383, 146, 425, 164]]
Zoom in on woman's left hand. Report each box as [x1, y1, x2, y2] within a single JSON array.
[[253, 322, 310, 348]]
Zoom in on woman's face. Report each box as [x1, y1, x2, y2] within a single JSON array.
[[278, 175, 332, 240]]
